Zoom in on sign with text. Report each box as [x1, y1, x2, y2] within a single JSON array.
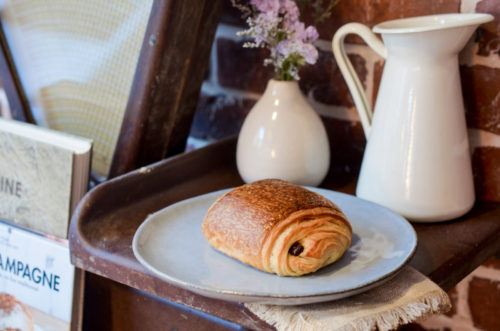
[[0, 221, 74, 329]]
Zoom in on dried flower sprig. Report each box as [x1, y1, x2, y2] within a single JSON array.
[[232, 0, 321, 81]]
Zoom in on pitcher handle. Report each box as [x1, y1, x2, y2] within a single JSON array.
[[332, 23, 387, 138]]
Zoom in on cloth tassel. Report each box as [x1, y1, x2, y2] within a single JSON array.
[[245, 267, 451, 331]]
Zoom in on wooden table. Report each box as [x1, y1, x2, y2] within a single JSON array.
[[69, 137, 500, 330]]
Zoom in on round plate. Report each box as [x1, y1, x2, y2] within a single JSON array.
[[133, 187, 417, 305]]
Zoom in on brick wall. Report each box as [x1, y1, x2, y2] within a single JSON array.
[[189, 0, 500, 329]]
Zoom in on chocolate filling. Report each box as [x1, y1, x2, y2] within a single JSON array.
[[289, 242, 304, 256]]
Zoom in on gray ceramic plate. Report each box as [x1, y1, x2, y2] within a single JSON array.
[[133, 187, 417, 305]]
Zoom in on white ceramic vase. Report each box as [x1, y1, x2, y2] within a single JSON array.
[[236, 79, 330, 186]]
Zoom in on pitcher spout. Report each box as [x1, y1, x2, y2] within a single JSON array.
[[372, 13, 494, 34], [374, 13, 494, 55]]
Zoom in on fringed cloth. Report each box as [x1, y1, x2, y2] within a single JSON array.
[[245, 266, 450, 331]]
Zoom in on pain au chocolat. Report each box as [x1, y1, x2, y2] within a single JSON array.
[[201, 179, 352, 276]]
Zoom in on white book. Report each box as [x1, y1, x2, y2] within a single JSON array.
[[0, 118, 92, 238]]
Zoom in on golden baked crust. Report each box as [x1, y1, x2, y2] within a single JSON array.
[[202, 179, 352, 276], [0, 293, 34, 331]]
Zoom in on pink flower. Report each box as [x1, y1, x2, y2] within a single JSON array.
[[251, 0, 279, 14], [301, 43, 319, 64], [304, 26, 319, 42], [277, 39, 318, 64], [279, 0, 299, 22], [235, 0, 320, 80]]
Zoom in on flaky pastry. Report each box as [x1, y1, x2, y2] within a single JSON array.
[[201, 179, 352, 276]]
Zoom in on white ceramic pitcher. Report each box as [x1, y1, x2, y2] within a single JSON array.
[[332, 13, 493, 222]]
